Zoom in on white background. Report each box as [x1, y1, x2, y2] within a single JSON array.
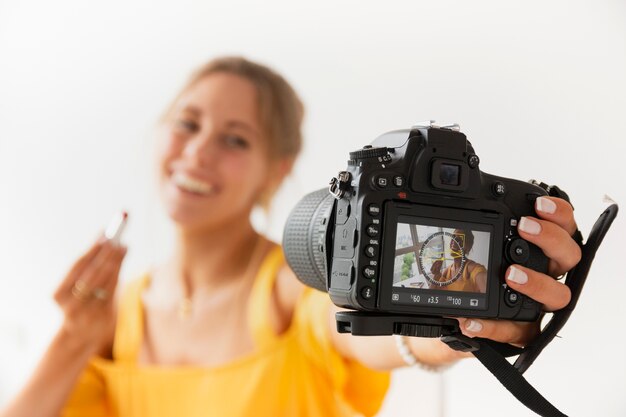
[[1, 1, 625, 416]]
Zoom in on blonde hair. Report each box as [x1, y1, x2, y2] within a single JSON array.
[[163, 56, 304, 162]]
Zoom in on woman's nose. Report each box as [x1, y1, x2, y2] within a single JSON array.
[[182, 132, 218, 166]]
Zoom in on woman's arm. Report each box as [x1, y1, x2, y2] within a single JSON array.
[[327, 304, 466, 371], [1, 239, 125, 417], [1, 328, 105, 417]]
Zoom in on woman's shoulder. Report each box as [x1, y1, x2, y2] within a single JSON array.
[[262, 244, 307, 336], [256, 242, 305, 303], [465, 259, 487, 274], [274, 262, 306, 312]]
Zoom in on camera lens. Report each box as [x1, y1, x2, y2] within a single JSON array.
[[439, 163, 460, 186], [283, 188, 335, 292]]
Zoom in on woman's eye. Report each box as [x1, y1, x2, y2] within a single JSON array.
[[174, 119, 199, 132], [224, 135, 249, 149]]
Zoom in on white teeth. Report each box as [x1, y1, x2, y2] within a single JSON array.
[[172, 172, 214, 195]]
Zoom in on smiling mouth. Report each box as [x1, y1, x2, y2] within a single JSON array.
[[171, 172, 215, 196]]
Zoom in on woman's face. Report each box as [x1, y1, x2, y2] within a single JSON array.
[[157, 72, 272, 231]]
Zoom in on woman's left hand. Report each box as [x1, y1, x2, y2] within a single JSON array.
[[457, 196, 581, 345]]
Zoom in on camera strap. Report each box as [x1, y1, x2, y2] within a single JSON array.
[[441, 190, 619, 417]]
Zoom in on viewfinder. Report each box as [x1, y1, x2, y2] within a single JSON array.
[[440, 163, 460, 186], [430, 159, 468, 191]]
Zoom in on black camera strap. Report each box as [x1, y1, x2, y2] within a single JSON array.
[[441, 194, 619, 416], [443, 333, 565, 416]]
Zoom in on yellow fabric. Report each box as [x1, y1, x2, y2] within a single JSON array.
[[437, 259, 487, 292], [62, 246, 390, 417]]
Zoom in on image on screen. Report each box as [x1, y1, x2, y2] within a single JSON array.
[[392, 223, 491, 294]]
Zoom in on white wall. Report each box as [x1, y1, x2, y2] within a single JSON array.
[[0, 1, 624, 416]]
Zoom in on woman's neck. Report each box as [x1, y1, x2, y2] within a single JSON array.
[[171, 219, 264, 294]]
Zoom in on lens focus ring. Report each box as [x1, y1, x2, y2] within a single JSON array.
[[283, 189, 335, 293]]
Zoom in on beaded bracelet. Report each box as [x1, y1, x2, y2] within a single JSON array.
[[394, 335, 451, 372]]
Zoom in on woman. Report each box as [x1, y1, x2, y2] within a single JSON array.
[[1, 57, 579, 417], [428, 229, 488, 293]]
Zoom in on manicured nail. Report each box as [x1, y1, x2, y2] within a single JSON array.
[[507, 266, 528, 284], [466, 320, 483, 333], [519, 217, 541, 235], [536, 197, 556, 214]]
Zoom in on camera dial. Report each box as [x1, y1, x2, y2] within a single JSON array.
[[349, 145, 391, 163]]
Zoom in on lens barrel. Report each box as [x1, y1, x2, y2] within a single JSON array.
[[282, 188, 335, 292]]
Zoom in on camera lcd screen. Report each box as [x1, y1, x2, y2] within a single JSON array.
[[391, 218, 492, 310]]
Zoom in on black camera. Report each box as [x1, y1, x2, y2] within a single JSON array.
[[285, 121, 619, 415], [284, 121, 552, 329]]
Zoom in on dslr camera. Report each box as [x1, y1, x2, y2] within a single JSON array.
[[284, 121, 553, 335]]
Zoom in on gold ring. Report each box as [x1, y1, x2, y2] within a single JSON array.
[[71, 280, 90, 301]]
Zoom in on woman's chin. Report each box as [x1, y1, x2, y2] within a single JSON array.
[[164, 205, 214, 229]]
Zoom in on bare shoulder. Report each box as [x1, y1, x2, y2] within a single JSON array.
[[466, 259, 487, 273], [270, 262, 306, 334], [275, 263, 306, 314]]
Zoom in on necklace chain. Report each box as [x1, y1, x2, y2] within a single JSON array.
[[178, 297, 193, 320], [176, 235, 267, 321]]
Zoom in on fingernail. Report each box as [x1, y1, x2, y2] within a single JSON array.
[[466, 320, 483, 333], [519, 217, 542, 235], [536, 197, 557, 214], [507, 266, 528, 284]]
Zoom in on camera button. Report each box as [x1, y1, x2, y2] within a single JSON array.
[[367, 204, 381, 217], [393, 175, 404, 187], [505, 288, 520, 307], [363, 266, 377, 279], [376, 176, 389, 188], [366, 224, 379, 237], [364, 245, 378, 258], [361, 286, 374, 300], [492, 181, 506, 197], [507, 238, 530, 265], [468, 154, 480, 168]]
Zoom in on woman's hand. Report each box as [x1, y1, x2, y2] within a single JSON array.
[[430, 259, 443, 278], [0, 238, 127, 417], [53, 237, 127, 353], [457, 196, 580, 345]]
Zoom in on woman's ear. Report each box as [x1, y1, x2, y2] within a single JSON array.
[[274, 157, 295, 180], [257, 157, 296, 210]]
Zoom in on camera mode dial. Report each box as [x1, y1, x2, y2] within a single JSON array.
[[350, 145, 390, 162]]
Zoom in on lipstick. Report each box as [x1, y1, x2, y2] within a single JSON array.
[[104, 211, 128, 246]]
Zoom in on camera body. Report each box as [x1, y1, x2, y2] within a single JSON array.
[[284, 122, 550, 322]]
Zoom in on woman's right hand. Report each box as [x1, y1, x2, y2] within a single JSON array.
[[430, 259, 443, 278], [0, 238, 127, 417], [52, 238, 127, 354]]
